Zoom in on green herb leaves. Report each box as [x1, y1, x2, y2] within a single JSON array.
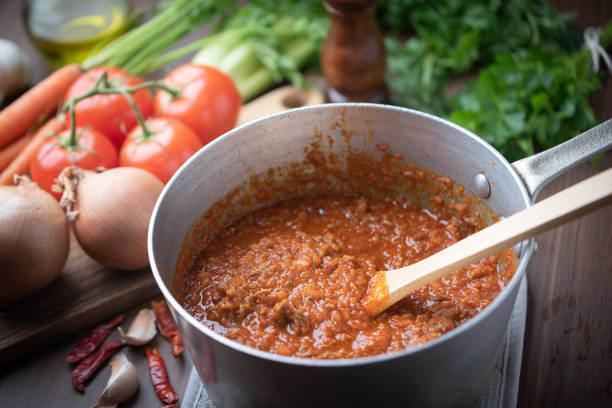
[[379, 0, 605, 160], [450, 48, 601, 160]]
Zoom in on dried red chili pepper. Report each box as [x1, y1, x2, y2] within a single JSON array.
[[66, 314, 124, 363], [71, 340, 125, 391], [146, 347, 179, 404], [151, 300, 183, 357], [161, 405, 179, 408]]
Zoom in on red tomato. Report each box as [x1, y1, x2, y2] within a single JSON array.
[[120, 118, 203, 183], [30, 127, 118, 199], [154, 64, 241, 145], [65, 67, 154, 148]]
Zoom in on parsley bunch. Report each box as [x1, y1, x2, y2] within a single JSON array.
[[379, 0, 610, 160], [450, 46, 602, 160], [380, 0, 580, 114]]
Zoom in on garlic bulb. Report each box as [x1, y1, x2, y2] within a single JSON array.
[[0, 39, 30, 104], [94, 354, 138, 407], [118, 308, 157, 345]]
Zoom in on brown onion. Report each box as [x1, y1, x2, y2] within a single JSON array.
[[0, 175, 69, 306], [56, 166, 163, 270]]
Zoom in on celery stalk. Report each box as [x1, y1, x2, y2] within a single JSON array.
[[219, 43, 261, 80], [238, 68, 276, 101], [192, 28, 319, 101], [147, 33, 230, 73], [221, 38, 312, 100], [241, 37, 317, 100], [191, 43, 232, 68]]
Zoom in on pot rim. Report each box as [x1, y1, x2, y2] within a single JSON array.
[[148, 102, 534, 367]]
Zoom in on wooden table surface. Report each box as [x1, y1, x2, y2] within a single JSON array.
[[1, 1, 611, 407]]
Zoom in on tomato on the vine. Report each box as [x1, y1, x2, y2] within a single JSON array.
[[154, 64, 241, 145], [120, 118, 203, 183], [65, 67, 154, 149], [30, 127, 118, 199]]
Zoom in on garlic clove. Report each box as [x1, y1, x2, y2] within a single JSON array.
[[94, 354, 138, 408], [118, 308, 157, 346]]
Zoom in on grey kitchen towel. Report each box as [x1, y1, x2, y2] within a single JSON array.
[[182, 275, 528, 408]]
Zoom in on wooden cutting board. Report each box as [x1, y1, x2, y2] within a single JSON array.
[[0, 234, 158, 367], [0, 85, 323, 367]]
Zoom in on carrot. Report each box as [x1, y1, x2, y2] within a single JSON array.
[[0, 118, 63, 185], [0, 132, 34, 172], [0, 64, 81, 150]]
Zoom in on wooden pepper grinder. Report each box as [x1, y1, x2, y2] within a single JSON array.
[[321, 0, 387, 103]]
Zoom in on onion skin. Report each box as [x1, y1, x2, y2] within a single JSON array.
[[68, 167, 163, 270], [0, 177, 69, 307]]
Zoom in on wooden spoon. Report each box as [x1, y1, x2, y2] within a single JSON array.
[[362, 166, 612, 315]]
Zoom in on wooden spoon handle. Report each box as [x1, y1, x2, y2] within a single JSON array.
[[363, 167, 612, 314]]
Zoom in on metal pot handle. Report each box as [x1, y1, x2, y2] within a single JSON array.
[[512, 119, 612, 200]]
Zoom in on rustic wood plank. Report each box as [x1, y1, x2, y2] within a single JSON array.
[[0, 235, 160, 366]]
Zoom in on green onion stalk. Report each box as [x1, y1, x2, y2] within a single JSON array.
[[82, 0, 239, 73]]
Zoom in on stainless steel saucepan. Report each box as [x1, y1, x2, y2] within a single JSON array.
[[148, 104, 612, 407]]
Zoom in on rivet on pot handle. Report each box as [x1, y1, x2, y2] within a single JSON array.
[[512, 119, 612, 200]]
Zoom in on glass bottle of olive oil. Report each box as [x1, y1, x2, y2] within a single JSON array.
[[24, 0, 129, 68]]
